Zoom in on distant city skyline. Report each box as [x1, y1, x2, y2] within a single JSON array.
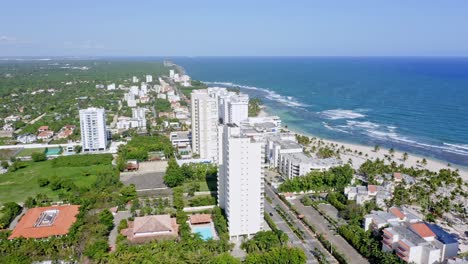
[[1, 1, 468, 57]]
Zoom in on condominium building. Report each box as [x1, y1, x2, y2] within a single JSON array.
[[191, 90, 219, 162], [79, 107, 108, 152], [279, 152, 342, 178], [132, 107, 147, 129], [145, 75, 153, 83], [207, 87, 249, 125], [227, 93, 249, 125], [218, 124, 264, 238]]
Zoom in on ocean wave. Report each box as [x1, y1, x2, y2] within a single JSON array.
[[203, 81, 309, 108], [322, 122, 350, 134], [346, 120, 380, 129], [320, 109, 366, 120], [365, 129, 468, 156]]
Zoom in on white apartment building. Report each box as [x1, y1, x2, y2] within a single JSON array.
[[132, 76, 138, 83], [107, 83, 116, 90], [130, 86, 139, 96], [218, 124, 264, 238], [132, 107, 147, 129], [266, 135, 302, 167], [169, 70, 175, 79], [191, 90, 219, 162], [279, 152, 342, 178], [228, 93, 249, 125], [79, 108, 108, 152], [146, 75, 153, 83]]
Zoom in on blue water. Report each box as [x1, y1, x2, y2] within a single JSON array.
[[193, 226, 214, 240], [174, 57, 468, 166]]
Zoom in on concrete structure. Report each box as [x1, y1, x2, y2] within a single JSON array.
[[266, 136, 302, 167], [107, 83, 116, 90], [132, 107, 147, 129], [218, 124, 264, 238], [146, 75, 153, 83], [79, 107, 108, 152], [170, 131, 191, 147], [279, 152, 342, 178], [132, 76, 138, 83], [345, 184, 393, 208], [17, 134, 37, 144], [365, 208, 459, 264], [191, 90, 219, 162]]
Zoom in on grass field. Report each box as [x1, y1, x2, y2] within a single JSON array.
[[0, 159, 111, 206], [182, 179, 217, 193], [15, 148, 45, 157]]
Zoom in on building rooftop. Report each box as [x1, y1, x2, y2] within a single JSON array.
[[189, 214, 212, 225], [133, 215, 174, 234], [410, 222, 436, 238], [426, 223, 458, 244], [9, 205, 80, 239], [278, 140, 302, 150], [393, 225, 426, 247]]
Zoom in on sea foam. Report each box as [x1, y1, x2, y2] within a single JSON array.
[[320, 109, 366, 120], [203, 81, 309, 108]]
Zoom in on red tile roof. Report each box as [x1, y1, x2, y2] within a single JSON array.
[[9, 205, 80, 239], [38, 126, 49, 131], [38, 131, 54, 138], [190, 214, 212, 225], [368, 185, 377, 193], [393, 172, 402, 180], [410, 223, 435, 238], [390, 207, 405, 220]]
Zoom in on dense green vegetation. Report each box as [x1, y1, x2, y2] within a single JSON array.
[[338, 225, 404, 264], [248, 98, 262, 117], [178, 80, 208, 98], [0, 202, 22, 229], [241, 230, 288, 253], [279, 165, 354, 193], [52, 154, 113, 167], [117, 135, 173, 169], [164, 158, 218, 193], [155, 98, 172, 112], [0, 152, 135, 263], [244, 246, 306, 264], [0, 154, 116, 205]]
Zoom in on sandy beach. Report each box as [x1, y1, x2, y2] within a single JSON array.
[[258, 108, 468, 181]]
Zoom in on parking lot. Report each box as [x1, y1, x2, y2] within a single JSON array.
[[120, 161, 168, 191]]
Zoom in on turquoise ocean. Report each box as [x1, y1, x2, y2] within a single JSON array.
[[173, 57, 468, 166]]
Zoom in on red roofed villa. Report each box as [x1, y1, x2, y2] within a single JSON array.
[[38, 126, 49, 132], [121, 214, 179, 243], [9, 205, 80, 240]]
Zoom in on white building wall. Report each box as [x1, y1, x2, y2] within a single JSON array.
[[218, 124, 264, 238], [191, 91, 219, 162], [228, 94, 249, 125], [146, 75, 153, 83], [79, 108, 107, 152]]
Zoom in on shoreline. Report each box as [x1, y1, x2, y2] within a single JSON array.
[[258, 108, 468, 181]]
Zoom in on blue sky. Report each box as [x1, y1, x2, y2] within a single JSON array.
[[1, 0, 468, 56]]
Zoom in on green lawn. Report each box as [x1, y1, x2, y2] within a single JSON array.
[[0, 159, 110, 206], [182, 179, 217, 193], [15, 148, 45, 157]]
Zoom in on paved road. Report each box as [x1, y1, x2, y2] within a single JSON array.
[[264, 201, 317, 264], [108, 210, 132, 251], [293, 198, 369, 264], [8, 207, 27, 230], [265, 185, 337, 264]]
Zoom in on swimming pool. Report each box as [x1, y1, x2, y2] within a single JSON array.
[[45, 147, 61, 156], [193, 226, 214, 240]]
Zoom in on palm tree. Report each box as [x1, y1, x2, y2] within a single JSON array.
[[402, 152, 408, 162], [422, 158, 427, 166], [374, 145, 380, 152]]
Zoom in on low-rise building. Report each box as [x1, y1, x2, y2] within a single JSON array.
[[279, 152, 342, 178], [17, 134, 37, 144], [38, 126, 49, 133], [345, 184, 393, 207], [121, 214, 179, 243], [38, 130, 54, 140], [9, 205, 80, 239], [170, 131, 191, 147]]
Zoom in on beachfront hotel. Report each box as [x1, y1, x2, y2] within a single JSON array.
[[79, 107, 108, 152], [218, 123, 264, 239], [191, 90, 219, 162]]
